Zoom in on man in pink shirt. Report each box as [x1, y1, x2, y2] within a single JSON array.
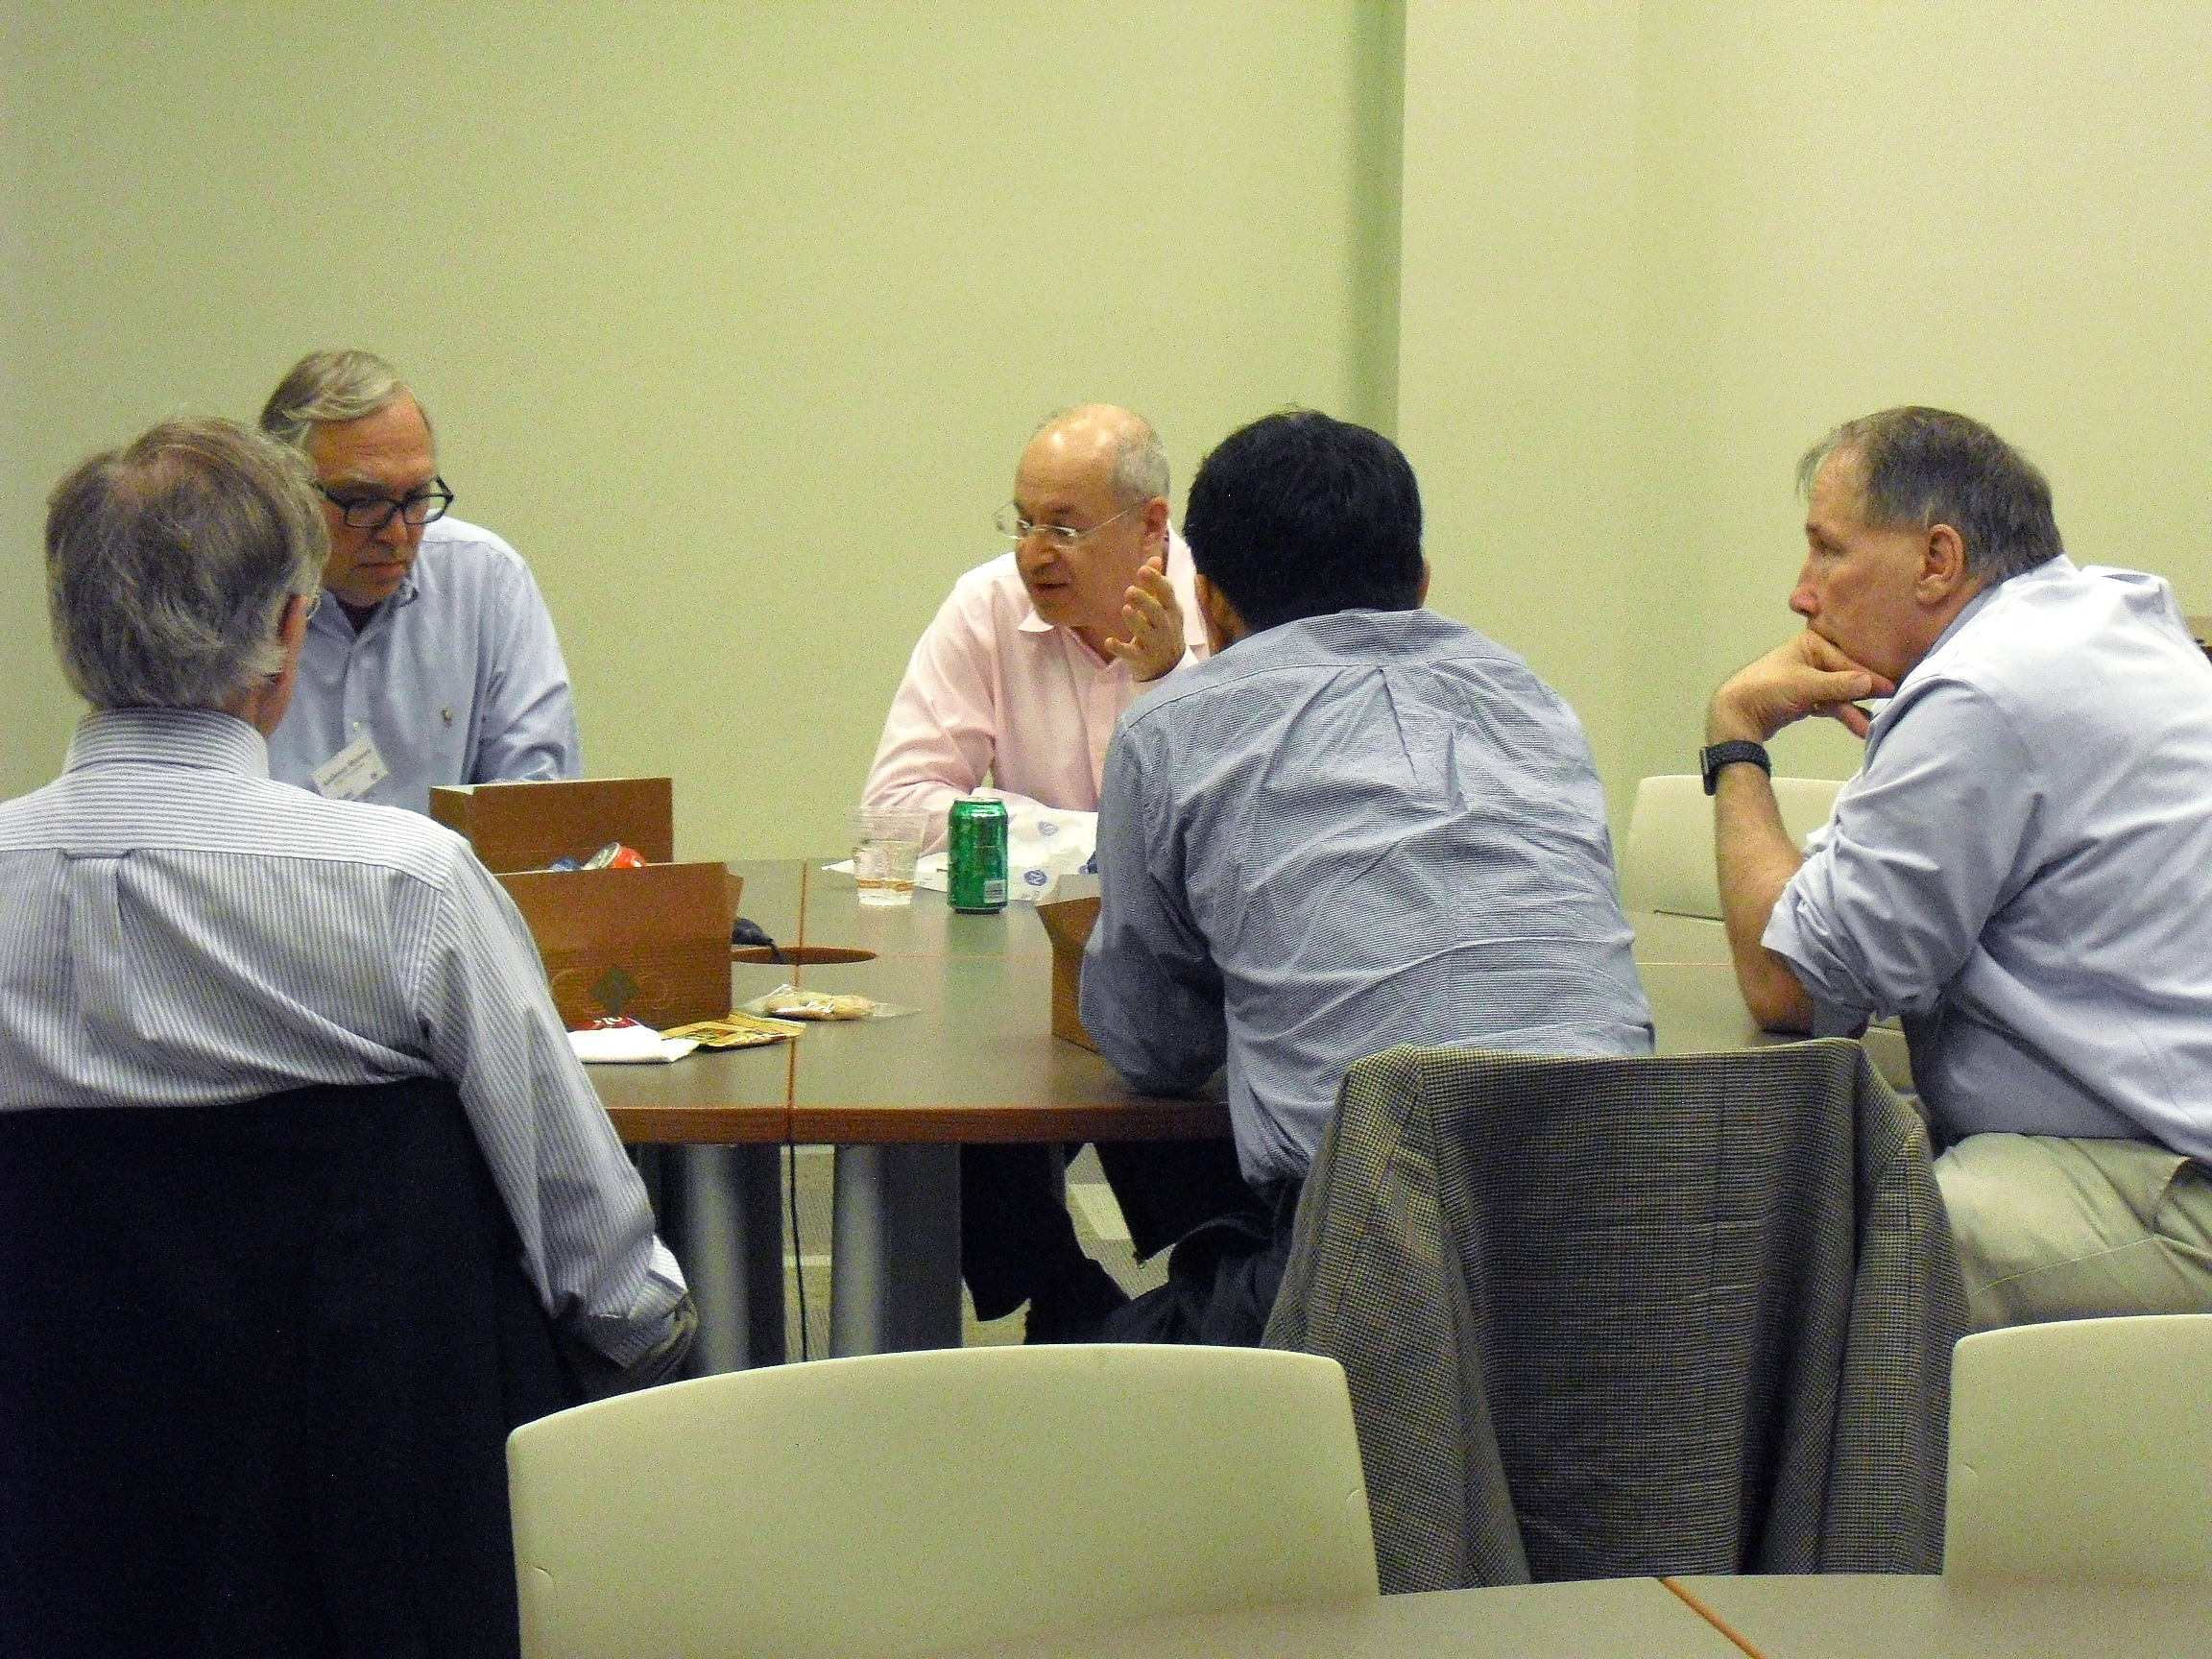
[[864, 404, 1210, 841], [863, 405, 1245, 1339]]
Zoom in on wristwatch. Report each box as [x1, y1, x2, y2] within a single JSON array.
[[1699, 739, 1771, 795]]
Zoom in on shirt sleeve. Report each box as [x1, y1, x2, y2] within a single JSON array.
[[411, 843, 685, 1366], [1079, 723, 1229, 1094], [470, 550, 583, 784], [861, 584, 1006, 846], [1766, 680, 2037, 1022]]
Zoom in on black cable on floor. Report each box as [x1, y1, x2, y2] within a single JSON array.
[[786, 1132, 809, 1361]]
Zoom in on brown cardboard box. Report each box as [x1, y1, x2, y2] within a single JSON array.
[[430, 776, 733, 1029], [497, 862, 739, 1030], [429, 777, 674, 873], [1035, 885, 1102, 1052]]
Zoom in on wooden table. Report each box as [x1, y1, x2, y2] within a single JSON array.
[[590, 858, 1226, 1359], [592, 868, 1911, 1364], [1667, 1572, 2212, 1658], [918, 1578, 1742, 1658], [916, 1574, 2212, 1658]]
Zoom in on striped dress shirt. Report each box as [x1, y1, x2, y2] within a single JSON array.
[[0, 707, 684, 1364]]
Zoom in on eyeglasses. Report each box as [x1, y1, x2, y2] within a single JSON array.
[[318, 477, 455, 532], [994, 499, 1143, 549]]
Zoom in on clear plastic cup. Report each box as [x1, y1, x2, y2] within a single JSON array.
[[851, 807, 926, 907]]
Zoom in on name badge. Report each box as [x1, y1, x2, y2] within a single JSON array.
[[312, 731, 390, 801]]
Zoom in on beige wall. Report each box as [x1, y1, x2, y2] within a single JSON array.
[[1401, 0, 2212, 818], [9, 2, 2209, 853], [0, 2, 1401, 856], [1397, 1, 1645, 806]]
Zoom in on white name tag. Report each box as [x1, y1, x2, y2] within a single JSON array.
[[311, 731, 390, 801]]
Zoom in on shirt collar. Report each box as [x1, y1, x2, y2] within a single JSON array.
[[65, 706, 271, 779], [1911, 553, 2076, 681], [1865, 555, 2077, 744]]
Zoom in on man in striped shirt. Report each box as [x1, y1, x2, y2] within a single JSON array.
[[0, 417, 692, 1384]]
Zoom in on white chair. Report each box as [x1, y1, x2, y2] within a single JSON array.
[[507, 1344, 1379, 1659], [1619, 774, 1844, 918], [1944, 1314, 2212, 1581]]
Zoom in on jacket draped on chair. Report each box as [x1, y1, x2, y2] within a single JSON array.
[[1263, 1039, 1966, 1592]]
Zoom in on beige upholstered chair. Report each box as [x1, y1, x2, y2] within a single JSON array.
[[1620, 773, 1844, 918], [1945, 1314, 2212, 1581], [507, 1344, 1378, 1659]]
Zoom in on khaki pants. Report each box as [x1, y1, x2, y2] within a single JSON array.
[[1936, 1133, 2212, 1333]]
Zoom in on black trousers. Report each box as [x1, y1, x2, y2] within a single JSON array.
[[959, 1136, 1255, 1320], [1097, 1176, 1305, 1346]]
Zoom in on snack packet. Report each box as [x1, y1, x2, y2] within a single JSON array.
[[752, 987, 875, 1022], [661, 1013, 806, 1048]]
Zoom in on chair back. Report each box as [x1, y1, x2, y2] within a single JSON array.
[[507, 1343, 1377, 1659], [1945, 1313, 2212, 1581], [1621, 774, 1843, 917], [0, 1080, 573, 1659]]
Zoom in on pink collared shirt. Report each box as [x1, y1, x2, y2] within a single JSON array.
[[863, 532, 1211, 847]]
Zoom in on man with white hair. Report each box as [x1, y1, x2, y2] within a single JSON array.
[[259, 349, 580, 813], [864, 402, 1207, 832], [864, 404, 1238, 1340]]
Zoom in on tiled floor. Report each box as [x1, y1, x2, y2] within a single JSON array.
[[780, 1143, 1170, 1358]]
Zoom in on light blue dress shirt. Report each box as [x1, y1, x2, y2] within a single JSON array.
[[0, 708, 684, 1363], [1081, 608, 1654, 1186], [1767, 557, 2212, 1163], [267, 516, 582, 814]]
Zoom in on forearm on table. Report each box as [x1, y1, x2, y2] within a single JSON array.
[[1082, 946, 1226, 1094], [1712, 764, 1815, 1032]]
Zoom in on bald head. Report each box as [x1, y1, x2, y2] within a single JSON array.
[[1025, 405, 1169, 506], [1009, 404, 1172, 651]]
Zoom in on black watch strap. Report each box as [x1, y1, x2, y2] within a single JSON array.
[[1700, 739, 1771, 795]]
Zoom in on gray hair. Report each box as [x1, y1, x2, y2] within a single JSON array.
[[1798, 406, 2063, 584], [1034, 405, 1170, 504], [259, 348, 431, 449], [47, 419, 328, 709], [1108, 421, 1169, 504]]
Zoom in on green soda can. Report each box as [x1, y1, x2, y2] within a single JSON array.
[[946, 797, 1010, 913]]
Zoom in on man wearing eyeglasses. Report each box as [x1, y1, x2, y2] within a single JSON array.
[[863, 404, 1228, 1342], [259, 349, 581, 814], [861, 403, 1210, 844]]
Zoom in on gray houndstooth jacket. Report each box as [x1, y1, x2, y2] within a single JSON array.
[[1263, 1038, 1966, 1591]]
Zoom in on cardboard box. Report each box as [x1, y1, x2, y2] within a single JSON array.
[[498, 862, 740, 1030], [431, 776, 733, 1029], [1035, 878, 1102, 1051], [429, 777, 674, 874]]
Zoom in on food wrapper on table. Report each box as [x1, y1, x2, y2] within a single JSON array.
[[741, 984, 917, 1022], [661, 1013, 805, 1048]]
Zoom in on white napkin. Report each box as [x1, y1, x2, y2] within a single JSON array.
[[567, 1024, 698, 1065]]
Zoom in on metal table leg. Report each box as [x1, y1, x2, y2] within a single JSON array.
[[829, 1143, 962, 1354], [640, 1142, 786, 1374]]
